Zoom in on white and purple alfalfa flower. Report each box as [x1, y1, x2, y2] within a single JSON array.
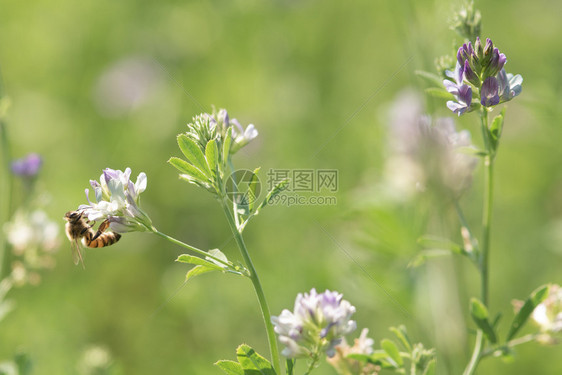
[[271, 288, 357, 359], [11, 153, 42, 177], [444, 37, 522, 115], [217, 108, 258, 154], [78, 168, 153, 233], [184, 108, 258, 155], [444, 62, 474, 116]]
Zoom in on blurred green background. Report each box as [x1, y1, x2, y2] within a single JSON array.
[[1, 0, 562, 374]]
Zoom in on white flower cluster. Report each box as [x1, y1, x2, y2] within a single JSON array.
[[384, 90, 478, 199], [533, 285, 562, 335], [79, 167, 152, 233]]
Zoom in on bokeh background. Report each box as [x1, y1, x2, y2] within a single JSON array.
[[1, 0, 562, 374]]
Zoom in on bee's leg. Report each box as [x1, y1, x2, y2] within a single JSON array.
[[91, 220, 110, 241]]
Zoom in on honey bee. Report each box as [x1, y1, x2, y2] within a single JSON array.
[[63, 210, 121, 267]]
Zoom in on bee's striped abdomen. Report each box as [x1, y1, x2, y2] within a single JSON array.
[[86, 232, 121, 248]]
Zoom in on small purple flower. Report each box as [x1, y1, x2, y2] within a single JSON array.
[[444, 63, 473, 116], [463, 60, 480, 86], [484, 47, 507, 78], [271, 288, 356, 359], [480, 77, 500, 107], [11, 153, 42, 177]]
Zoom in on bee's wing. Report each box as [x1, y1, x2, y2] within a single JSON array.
[[70, 238, 85, 269]]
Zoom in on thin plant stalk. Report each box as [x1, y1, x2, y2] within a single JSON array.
[[152, 229, 232, 269], [220, 198, 281, 375], [464, 108, 494, 375], [0, 117, 12, 281], [480, 333, 540, 359]]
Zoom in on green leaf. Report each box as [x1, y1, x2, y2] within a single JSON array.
[[176, 254, 223, 269], [456, 146, 487, 158], [177, 134, 211, 177], [422, 359, 436, 375], [258, 179, 289, 211], [215, 360, 244, 375], [390, 325, 412, 352], [470, 298, 497, 343], [168, 157, 209, 182], [177, 253, 226, 281], [205, 139, 219, 178], [236, 344, 276, 375], [415, 70, 445, 87], [223, 127, 233, 163], [381, 339, 403, 367], [185, 265, 220, 281], [506, 284, 550, 341], [489, 108, 506, 152], [417, 235, 464, 254], [425, 87, 454, 100]]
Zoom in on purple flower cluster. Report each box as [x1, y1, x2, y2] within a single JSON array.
[[11, 153, 42, 177], [444, 37, 522, 115]]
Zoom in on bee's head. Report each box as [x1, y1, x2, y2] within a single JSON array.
[[64, 211, 82, 222]]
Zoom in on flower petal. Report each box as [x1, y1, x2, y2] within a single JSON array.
[[481, 77, 499, 106]]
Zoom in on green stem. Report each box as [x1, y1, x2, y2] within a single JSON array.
[[480, 109, 493, 308], [0, 117, 13, 281], [152, 229, 233, 270], [464, 108, 494, 375], [480, 333, 539, 359], [303, 355, 319, 375], [220, 198, 281, 375], [464, 330, 483, 375]]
